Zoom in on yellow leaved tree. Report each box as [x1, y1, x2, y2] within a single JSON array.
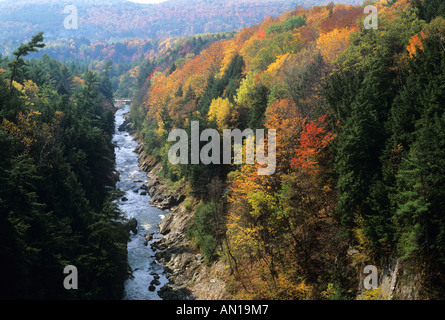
[[208, 97, 233, 130], [316, 27, 357, 64]]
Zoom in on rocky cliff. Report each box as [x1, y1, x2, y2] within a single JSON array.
[[134, 138, 229, 300], [128, 113, 424, 301], [355, 258, 423, 300]]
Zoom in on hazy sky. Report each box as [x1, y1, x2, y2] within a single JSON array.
[[128, 0, 168, 3]]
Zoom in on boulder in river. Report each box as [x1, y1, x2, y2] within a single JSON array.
[[112, 170, 120, 183], [128, 218, 138, 234], [144, 233, 154, 246], [150, 279, 161, 286]]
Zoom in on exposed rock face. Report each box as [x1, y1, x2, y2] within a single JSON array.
[[118, 114, 135, 134], [134, 135, 229, 300], [144, 233, 154, 246], [356, 258, 421, 300], [150, 193, 187, 210], [380, 259, 422, 299], [148, 285, 156, 292], [149, 193, 200, 300], [157, 285, 192, 300], [147, 182, 229, 300], [189, 260, 228, 300]]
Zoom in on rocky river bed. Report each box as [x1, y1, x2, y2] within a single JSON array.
[[114, 105, 228, 300]]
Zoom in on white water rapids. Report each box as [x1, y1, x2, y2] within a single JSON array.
[[112, 105, 168, 300]]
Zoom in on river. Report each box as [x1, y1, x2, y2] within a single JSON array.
[[112, 105, 168, 300]]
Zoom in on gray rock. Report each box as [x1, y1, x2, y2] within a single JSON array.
[[157, 285, 192, 300], [151, 194, 186, 210], [128, 218, 138, 234], [148, 285, 156, 292], [151, 279, 161, 286], [144, 178, 160, 195], [144, 233, 154, 246]]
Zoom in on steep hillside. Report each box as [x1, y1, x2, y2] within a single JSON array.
[[0, 0, 362, 55], [128, 0, 445, 299]]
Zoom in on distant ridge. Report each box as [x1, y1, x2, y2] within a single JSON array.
[[0, 0, 363, 54]]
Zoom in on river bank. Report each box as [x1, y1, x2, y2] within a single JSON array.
[[122, 113, 229, 300], [120, 111, 424, 301]]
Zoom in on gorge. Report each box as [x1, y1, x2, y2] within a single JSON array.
[[113, 104, 168, 300]]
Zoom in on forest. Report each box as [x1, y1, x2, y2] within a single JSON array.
[[31, 33, 235, 65], [0, 0, 350, 55], [127, 0, 445, 299], [2, 0, 445, 301], [0, 33, 130, 299]]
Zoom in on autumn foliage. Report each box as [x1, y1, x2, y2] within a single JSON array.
[[290, 114, 335, 174], [126, 1, 361, 300], [129, 0, 445, 300]]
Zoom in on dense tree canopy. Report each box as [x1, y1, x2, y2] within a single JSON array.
[[127, 0, 445, 299], [3, 0, 445, 300], [0, 34, 130, 300]]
